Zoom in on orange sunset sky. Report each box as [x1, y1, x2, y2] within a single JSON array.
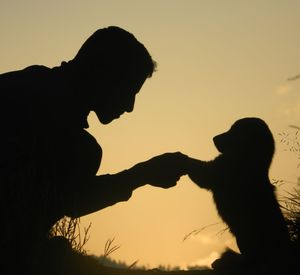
[[1, 0, 300, 269]]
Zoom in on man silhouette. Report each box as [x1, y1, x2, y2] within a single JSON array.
[[0, 26, 188, 272]]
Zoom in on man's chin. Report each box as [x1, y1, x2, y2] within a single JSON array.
[[94, 111, 122, 124], [98, 115, 117, 125]]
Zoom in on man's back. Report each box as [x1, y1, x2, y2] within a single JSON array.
[[0, 65, 101, 258]]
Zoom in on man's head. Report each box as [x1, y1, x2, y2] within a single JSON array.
[[69, 26, 156, 124], [73, 26, 155, 78]]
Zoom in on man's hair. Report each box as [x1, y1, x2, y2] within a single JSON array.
[[73, 26, 156, 78]]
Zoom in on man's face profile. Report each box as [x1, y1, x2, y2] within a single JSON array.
[[90, 72, 147, 124]]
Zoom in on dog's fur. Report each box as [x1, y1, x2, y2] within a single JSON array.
[[188, 118, 291, 267]]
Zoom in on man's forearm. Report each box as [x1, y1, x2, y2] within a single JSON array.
[[65, 168, 145, 218]]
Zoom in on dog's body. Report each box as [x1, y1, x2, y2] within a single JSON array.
[[188, 118, 291, 266]]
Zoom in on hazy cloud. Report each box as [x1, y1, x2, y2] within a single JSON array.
[[187, 233, 220, 245], [276, 84, 292, 96], [198, 234, 219, 245], [224, 237, 238, 248], [189, 251, 220, 268], [281, 101, 300, 116]]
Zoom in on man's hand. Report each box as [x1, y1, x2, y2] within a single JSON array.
[[131, 152, 190, 188]]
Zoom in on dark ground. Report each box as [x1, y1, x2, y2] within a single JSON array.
[[30, 250, 298, 275]]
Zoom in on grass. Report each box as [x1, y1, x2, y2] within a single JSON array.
[[49, 216, 91, 254], [283, 187, 300, 246]]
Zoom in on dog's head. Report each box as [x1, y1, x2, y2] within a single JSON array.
[[213, 118, 275, 168]]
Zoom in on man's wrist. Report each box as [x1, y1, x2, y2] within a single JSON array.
[[117, 166, 144, 189]]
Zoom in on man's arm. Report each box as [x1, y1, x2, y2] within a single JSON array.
[[64, 152, 190, 218]]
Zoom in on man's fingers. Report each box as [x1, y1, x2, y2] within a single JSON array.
[[139, 151, 193, 188], [161, 174, 182, 188]]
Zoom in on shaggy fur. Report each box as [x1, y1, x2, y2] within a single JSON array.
[[188, 117, 291, 267]]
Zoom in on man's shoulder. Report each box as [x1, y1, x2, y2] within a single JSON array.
[[0, 65, 50, 80], [23, 64, 51, 73], [0, 65, 53, 95]]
